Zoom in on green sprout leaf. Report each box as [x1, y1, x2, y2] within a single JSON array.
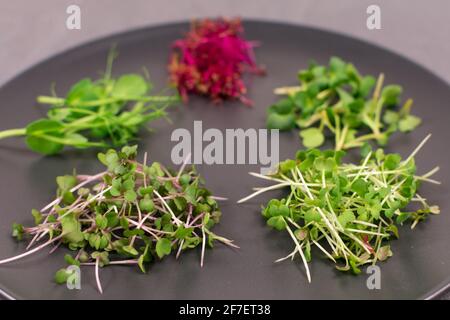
[[300, 128, 325, 148], [155, 238, 172, 258]]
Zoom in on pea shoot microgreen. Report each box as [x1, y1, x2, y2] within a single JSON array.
[[239, 135, 439, 282], [1, 145, 236, 294], [267, 57, 421, 150], [0, 48, 179, 155]]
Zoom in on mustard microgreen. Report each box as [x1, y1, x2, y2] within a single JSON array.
[[267, 57, 421, 150], [1, 145, 236, 294], [239, 135, 440, 282]]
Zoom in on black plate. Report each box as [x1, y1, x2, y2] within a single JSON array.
[[0, 21, 449, 300]]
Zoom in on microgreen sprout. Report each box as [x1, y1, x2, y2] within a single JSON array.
[[1, 145, 236, 293], [267, 57, 421, 150], [0, 48, 179, 155], [239, 135, 439, 282], [168, 18, 264, 105]]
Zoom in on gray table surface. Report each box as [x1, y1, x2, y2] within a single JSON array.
[[0, 0, 449, 300]]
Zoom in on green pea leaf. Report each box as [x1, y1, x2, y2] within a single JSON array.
[[66, 78, 98, 106], [25, 119, 64, 155], [112, 74, 149, 98]]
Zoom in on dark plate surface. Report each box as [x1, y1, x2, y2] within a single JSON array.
[[0, 21, 449, 300]]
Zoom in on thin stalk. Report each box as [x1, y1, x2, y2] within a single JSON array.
[[0, 234, 63, 265], [0, 128, 26, 140], [95, 258, 103, 294]]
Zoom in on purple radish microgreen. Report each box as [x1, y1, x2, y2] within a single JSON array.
[[0, 145, 236, 294]]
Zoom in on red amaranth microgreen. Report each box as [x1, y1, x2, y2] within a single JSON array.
[[168, 18, 264, 106]]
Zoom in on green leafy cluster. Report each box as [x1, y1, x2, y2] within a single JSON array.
[[10, 145, 235, 291], [240, 145, 439, 280], [0, 49, 179, 155], [267, 57, 421, 150]]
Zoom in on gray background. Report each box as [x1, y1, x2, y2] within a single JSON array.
[[0, 0, 449, 300], [1, 0, 450, 86]]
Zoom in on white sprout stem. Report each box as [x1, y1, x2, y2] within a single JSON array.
[[0, 234, 63, 265], [200, 226, 206, 268], [421, 166, 440, 179], [353, 220, 379, 228], [275, 250, 296, 263], [58, 186, 112, 220], [95, 258, 103, 294], [414, 176, 441, 185], [135, 201, 143, 223], [345, 228, 389, 237], [237, 182, 290, 203], [176, 239, 185, 259], [126, 218, 161, 239], [405, 134, 431, 164], [210, 196, 228, 201], [137, 211, 154, 229], [26, 228, 50, 251], [176, 153, 191, 181], [153, 189, 182, 226], [49, 240, 62, 254], [40, 171, 107, 212], [80, 260, 138, 266], [248, 172, 289, 184], [284, 221, 311, 283], [312, 239, 336, 263], [296, 167, 349, 257], [204, 229, 239, 249]]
